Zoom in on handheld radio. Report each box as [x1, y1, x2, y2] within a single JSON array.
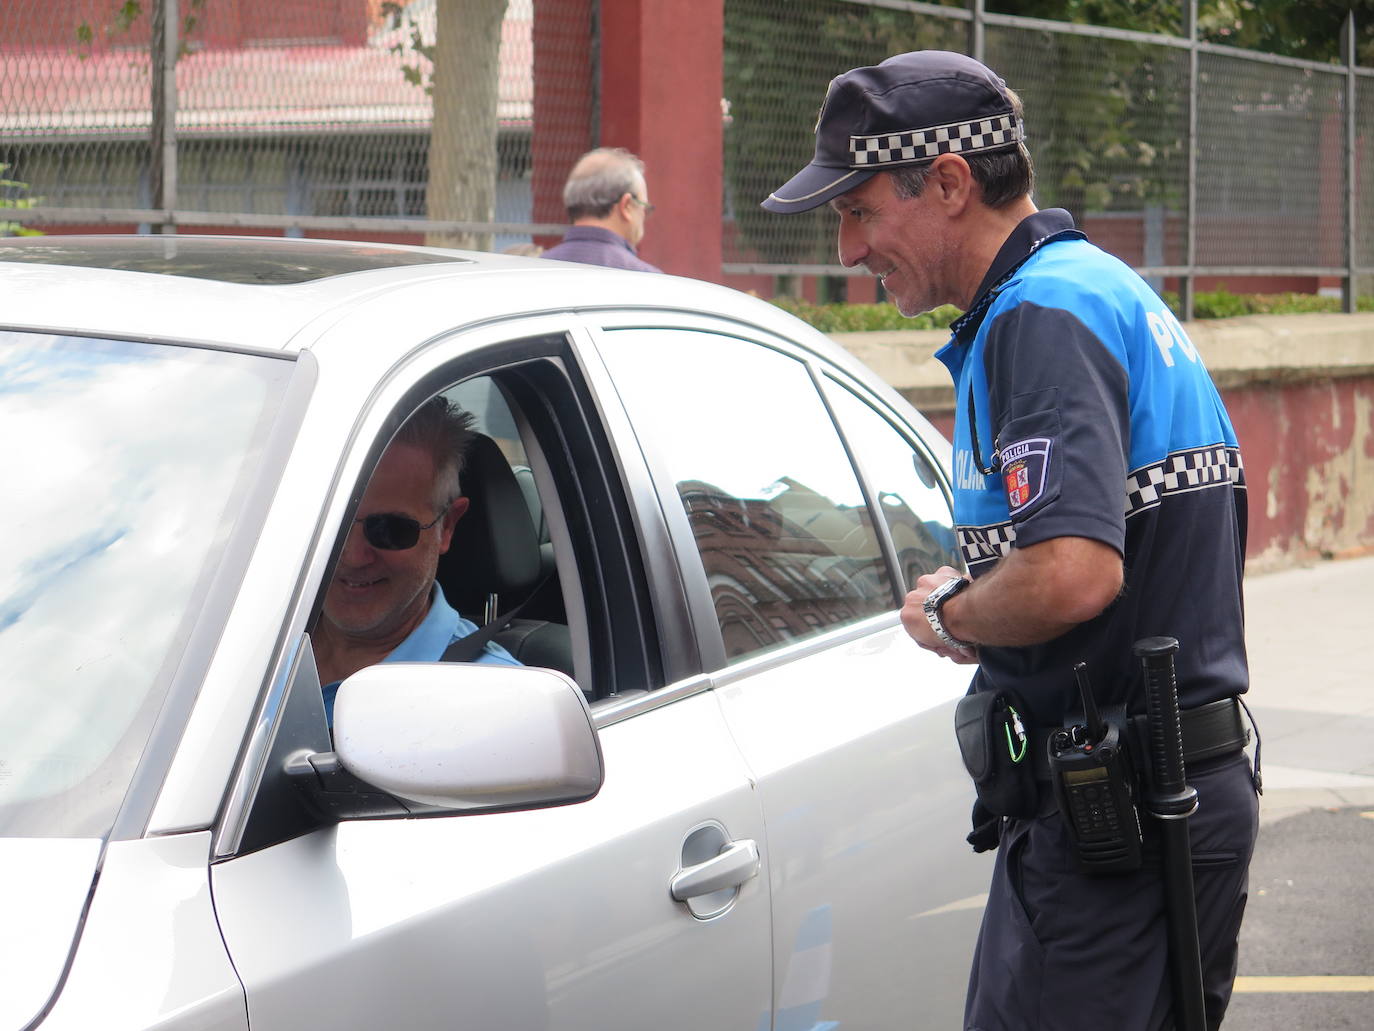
[[1048, 663, 1144, 874]]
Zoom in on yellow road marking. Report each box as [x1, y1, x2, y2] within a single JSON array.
[[911, 893, 988, 919], [1234, 976, 1374, 993]]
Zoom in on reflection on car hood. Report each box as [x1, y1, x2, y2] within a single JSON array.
[[0, 839, 101, 1031]]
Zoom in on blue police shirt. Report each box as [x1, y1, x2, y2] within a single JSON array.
[[936, 209, 1248, 728], [321, 583, 520, 725]]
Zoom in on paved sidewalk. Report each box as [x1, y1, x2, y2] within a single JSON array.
[[1242, 555, 1374, 825]]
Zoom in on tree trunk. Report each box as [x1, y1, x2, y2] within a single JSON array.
[[426, 0, 509, 250]]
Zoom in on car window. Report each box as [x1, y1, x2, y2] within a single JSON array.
[[446, 376, 528, 469], [599, 329, 892, 663], [436, 375, 555, 628], [311, 372, 561, 696], [825, 382, 961, 589], [240, 347, 665, 854], [0, 331, 292, 838]]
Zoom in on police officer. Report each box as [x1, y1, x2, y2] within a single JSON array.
[[763, 51, 1258, 1031]]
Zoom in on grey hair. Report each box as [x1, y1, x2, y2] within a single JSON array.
[[392, 395, 478, 511], [563, 147, 647, 220], [889, 87, 1035, 209]]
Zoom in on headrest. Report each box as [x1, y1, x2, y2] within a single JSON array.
[[436, 433, 543, 618]]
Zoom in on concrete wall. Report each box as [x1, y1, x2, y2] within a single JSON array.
[[832, 314, 1374, 573]]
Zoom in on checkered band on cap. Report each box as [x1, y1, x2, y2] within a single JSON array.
[[850, 113, 1023, 167]]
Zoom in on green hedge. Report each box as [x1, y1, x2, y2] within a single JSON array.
[[1168, 289, 1374, 320], [771, 288, 1373, 332], [769, 296, 962, 332]]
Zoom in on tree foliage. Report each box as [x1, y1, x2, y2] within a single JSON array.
[[984, 5, 1187, 220], [724, 0, 1368, 265], [723, 0, 964, 264], [990, 0, 1374, 64], [74, 0, 207, 60], [1, 165, 44, 237], [1196, 0, 1374, 65], [380, 1, 437, 92]]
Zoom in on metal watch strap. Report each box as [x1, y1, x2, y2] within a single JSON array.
[[924, 576, 973, 650]]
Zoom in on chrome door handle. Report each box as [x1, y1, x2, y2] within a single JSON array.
[[670, 839, 760, 901]]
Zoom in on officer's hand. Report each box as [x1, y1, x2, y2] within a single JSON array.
[[901, 568, 978, 664]]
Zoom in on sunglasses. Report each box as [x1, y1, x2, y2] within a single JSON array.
[[354, 510, 446, 551]]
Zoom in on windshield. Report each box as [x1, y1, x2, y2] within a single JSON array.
[[0, 332, 292, 838]]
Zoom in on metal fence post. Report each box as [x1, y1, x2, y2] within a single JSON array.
[[149, 0, 179, 234], [1182, 0, 1197, 322], [1343, 11, 1358, 314], [969, 0, 985, 65]]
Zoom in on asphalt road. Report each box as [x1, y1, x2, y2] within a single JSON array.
[[1226, 805, 1374, 1028], [1221, 557, 1374, 1029]]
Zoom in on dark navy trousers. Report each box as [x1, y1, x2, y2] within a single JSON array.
[[965, 751, 1259, 1031]]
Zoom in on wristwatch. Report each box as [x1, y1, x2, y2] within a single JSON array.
[[923, 574, 973, 651]]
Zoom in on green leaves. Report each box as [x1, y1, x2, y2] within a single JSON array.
[[382, 0, 436, 95], [113, 1, 144, 34], [0, 164, 44, 237], [769, 297, 963, 332], [771, 288, 1372, 331], [72, 0, 204, 60]]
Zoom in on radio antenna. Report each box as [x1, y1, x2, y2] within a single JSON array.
[[1074, 662, 1106, 742]]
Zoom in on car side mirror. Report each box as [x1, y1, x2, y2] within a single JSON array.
[[289, 663, 603, 820]]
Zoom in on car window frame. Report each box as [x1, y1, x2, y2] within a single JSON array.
[[585, 312, 911, 675], [215, 316, 670, 858]]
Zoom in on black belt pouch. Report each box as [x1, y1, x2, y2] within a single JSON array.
[[954, 690, 1038, 818]]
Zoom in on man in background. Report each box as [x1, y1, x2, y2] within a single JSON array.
[[542, 147, 662, 273]]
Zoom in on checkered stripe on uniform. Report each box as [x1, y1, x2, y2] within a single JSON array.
[[958, 521, 1017, 569], [1125, 445, 1246, 518], [850, 114, 1023, 167]]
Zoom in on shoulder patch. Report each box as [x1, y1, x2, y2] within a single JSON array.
[[999, 436, 1052, 514]]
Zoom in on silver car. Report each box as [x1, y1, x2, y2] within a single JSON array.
[[1, 235, 988, 1031]]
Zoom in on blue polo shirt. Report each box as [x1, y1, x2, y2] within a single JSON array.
[[321, 584, 520, 725], [937, 209, 1248, 728]]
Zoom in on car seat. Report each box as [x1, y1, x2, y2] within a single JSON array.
[[511, 464, 557, 580], [436, 434, 574, 677]]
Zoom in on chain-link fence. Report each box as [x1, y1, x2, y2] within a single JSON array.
[[2, 0, 1370, 309], [723, 0, 1373, 313], [0, 0, 588, 250], [723, 1, 967, 273]]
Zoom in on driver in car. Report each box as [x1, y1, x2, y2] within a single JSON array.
[[312, 396, 520, 723]]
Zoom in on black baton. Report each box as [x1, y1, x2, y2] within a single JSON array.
[[1135, 636, 1207, 1031]]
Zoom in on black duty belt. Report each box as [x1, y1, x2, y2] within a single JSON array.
[[1034, 697, 1249, 782]]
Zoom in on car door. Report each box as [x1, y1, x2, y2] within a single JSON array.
[[209, 323, 773, 1030], [594, 322, 991, 1030]]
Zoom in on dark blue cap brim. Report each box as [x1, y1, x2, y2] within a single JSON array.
[[760, 163, 877, 214]]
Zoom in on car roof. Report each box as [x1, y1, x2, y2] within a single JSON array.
[[0, 236, 774, 344], [0, 235, 907, 416], [0, 234, 475, 285]]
